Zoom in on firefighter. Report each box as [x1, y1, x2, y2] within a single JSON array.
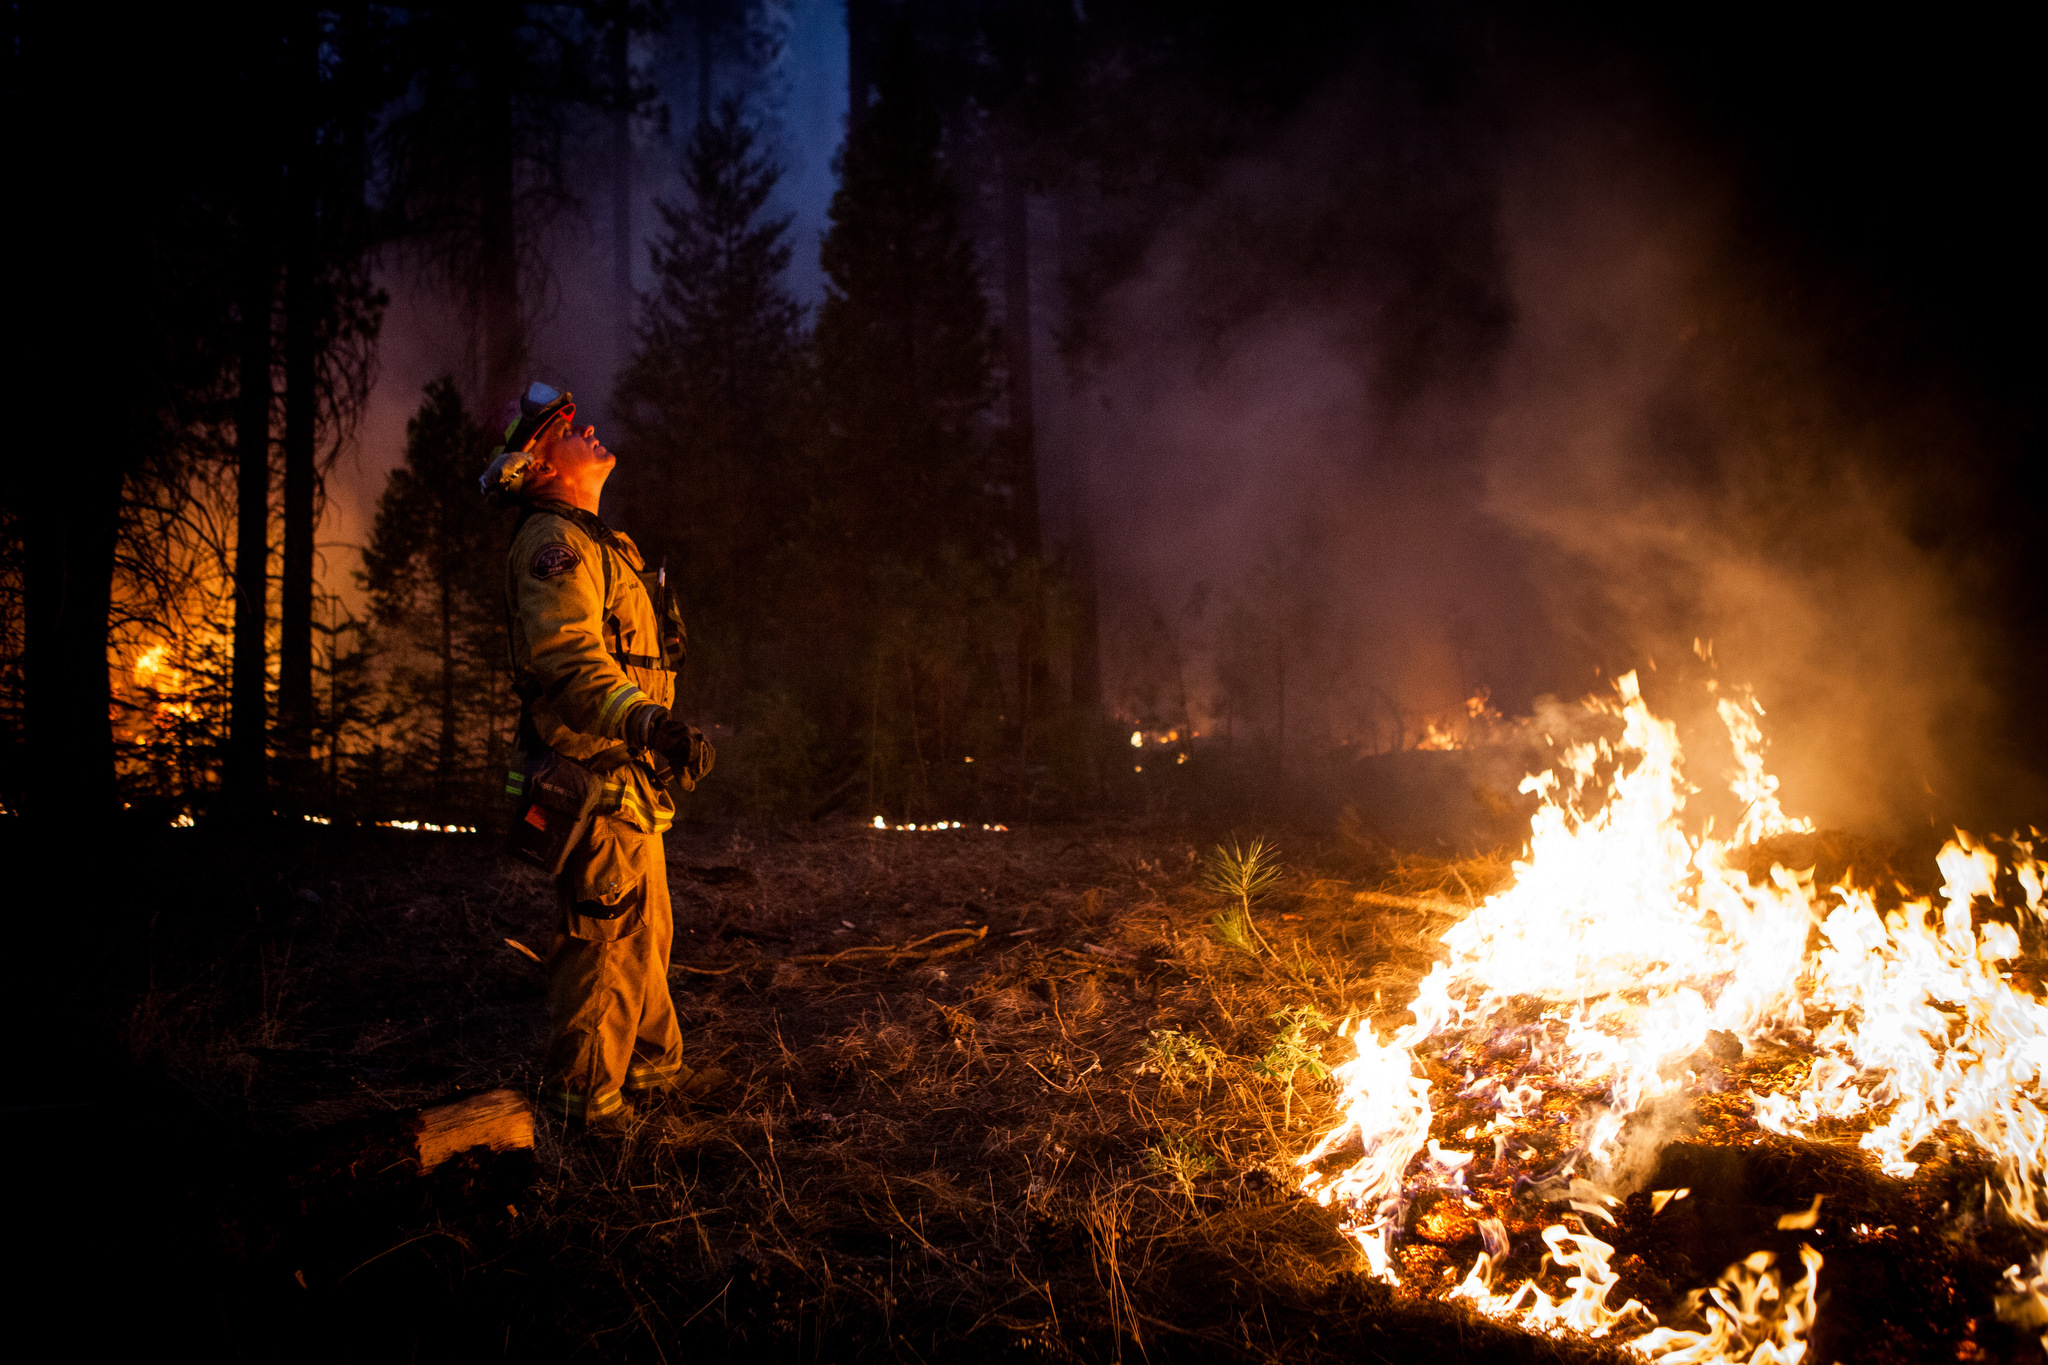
[[481, 381, 722, 1131]]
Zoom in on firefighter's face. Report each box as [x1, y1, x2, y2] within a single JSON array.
[[537, 422, 613, 476], [527, 421, 615, 503]]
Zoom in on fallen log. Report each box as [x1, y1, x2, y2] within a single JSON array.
[[415, 1088, 534, 1172], [211, 1088, 538, 1280], [283, 1087, 535, 1214]]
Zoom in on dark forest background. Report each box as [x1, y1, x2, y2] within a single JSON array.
[[4, 1, 2041, 834]]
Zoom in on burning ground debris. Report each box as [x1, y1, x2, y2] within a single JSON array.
[[1416, 689, 1527, 753], [78, 679, 2045, 1361], [1297, 671, 2048, 1360]]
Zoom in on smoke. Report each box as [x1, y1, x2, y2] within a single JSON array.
[[1077, 53, 2036, 834], [1476, 113, 2022, 832], [1076, 175, 1532, 753]]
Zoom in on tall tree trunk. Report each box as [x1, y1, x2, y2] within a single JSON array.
[[338, 2, 369, 205], [437, 567, 456, 801], [611, 12, 632, 363], [846, 0, 880, 118], [22, 37, 125, 820], [278, 6, 319, 773], [1001, 137, 1049, 812], [1274, 645, 1287, 790], [1000, 142, 1041, 563], [24, 469, 125, 821], [1068, 515, 1101, 707], [230, 247, 274, 815], [1052, 195, 1102, 722], [478, 18, 524, 405]]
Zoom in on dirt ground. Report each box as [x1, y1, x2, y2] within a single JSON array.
[[13, 815, 2035, 1362]]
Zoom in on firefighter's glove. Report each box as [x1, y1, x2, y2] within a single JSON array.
[[670, 722, 715, 783], [625, 705, 715, 782]]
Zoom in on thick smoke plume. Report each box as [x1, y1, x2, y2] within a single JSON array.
[[1080, 71, 2034, 833]]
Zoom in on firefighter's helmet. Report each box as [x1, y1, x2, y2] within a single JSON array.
[[479, 382, 576, 504]]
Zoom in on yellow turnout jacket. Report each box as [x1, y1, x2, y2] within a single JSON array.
[[507, 501, 679, 832]]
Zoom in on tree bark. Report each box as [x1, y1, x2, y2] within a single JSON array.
[[16, 0, 117, 823], [338, 2, 369, 205], [24, 469, 124, 821], [477, 17, 524, 406], [437, 557, 456, 801], [278, 6, 319, 772], [1001, 137, 1049, 815], [1051, 195, 1102, 722], [229, 233, 274, 817], [258, 1088, 535, 1259], [293, 1087, 534, 1183], [415, 1089, 534, 1171], [1000, 142, 1041, 563], [1275, 645, 1287, 789], [611, 11, 633, 363], [846, 0, 880, 119]]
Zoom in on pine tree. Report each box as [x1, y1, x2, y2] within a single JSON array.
[[631, 97, 803, 432], [808, 39, 1011, 819], [377, 6, 597, 404], [360, 379, 513, 813], [612, 96, 806, 721], [815, 38, 995, 569], [310, 606, 378, 813]]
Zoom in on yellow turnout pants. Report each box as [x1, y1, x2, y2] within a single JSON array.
[[541, 811, 684, 1119]]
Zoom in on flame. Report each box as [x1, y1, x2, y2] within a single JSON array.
[[1413, 688, 1518, 751], [1997, 1249, 2048, 1350], [869, 816, 1005, 832], [1416, 720, 1462, 751], [1446, 1224, 1651, 1338], [133, 642, 172, 684], [1628, 1246, 1824, 1363], [1297, 670, 2046, 1359], [1128, 727, 1188, 748], [127, 638, 203, 736]]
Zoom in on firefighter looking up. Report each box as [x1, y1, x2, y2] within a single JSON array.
[[480, 381, 722, 1130]]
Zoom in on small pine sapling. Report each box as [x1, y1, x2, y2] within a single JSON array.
[[1203, 837, 1284, 956]]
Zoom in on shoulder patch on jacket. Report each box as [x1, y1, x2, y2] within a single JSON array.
[[531, 543, 580, 579]]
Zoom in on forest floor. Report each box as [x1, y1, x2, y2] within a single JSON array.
[[21, 814, 2034, 1362]]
